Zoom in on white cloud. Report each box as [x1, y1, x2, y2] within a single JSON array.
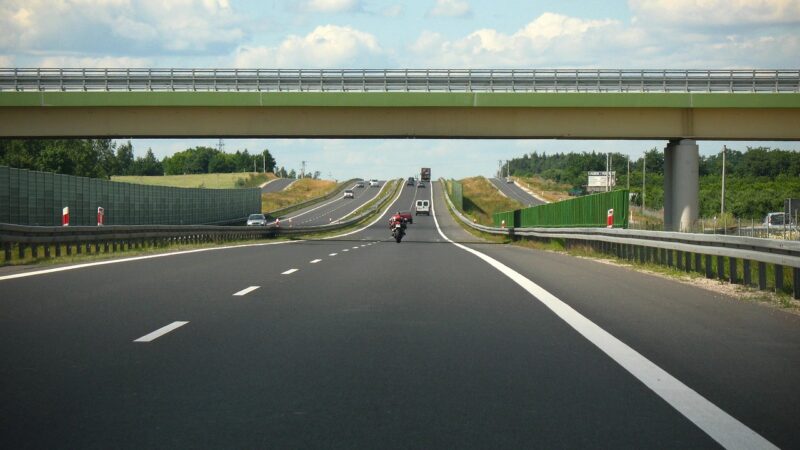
[[296, 0, 362, 13], [629, 0, 800, 26], [428, 0, 472, 18], [0, 0, 246, 56], [406, 10, 799, 69], [235, 25, 381, 68], [0, 55, 14, 66]]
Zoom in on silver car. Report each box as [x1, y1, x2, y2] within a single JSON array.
[[246, 214, 267, 226]]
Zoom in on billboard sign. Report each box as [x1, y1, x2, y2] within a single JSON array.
[[587, 171, 616, 190]]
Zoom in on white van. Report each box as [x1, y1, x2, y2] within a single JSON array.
[[415, 200, 430, 216]]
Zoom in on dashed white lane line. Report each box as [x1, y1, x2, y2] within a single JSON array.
[[310, 259, 322, 264], [352, 246, 359, 249], [342, 249, 349, 252], [430, 182, 777, 450], [282, 268, 299, 275], [233, 286, 260, 296], [133, 321, 189, 343], [329, 253, 338, 256]]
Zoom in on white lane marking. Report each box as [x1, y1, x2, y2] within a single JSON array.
[[282, 268, 298, 275], [310, 259, 322, 264], [332, 181, 389, 223], [352, 246, 359, 249], [329, 253, 338, 256], [0, 240, 300, 282], [342, 249, 349, 252], [134, 321, 189, 343], [430, 182, 776, 450], [360, 245, 366, 247], [233, 286, 260, 296]]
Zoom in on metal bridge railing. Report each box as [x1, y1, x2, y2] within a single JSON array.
[[1, 68, 798, 93]]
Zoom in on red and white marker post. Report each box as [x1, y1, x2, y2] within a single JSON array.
[[62, 206, 69, 226], [97, 206, 105, 226], [607, 208, 614, 228]]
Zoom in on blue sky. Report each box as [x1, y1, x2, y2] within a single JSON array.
[[2, 0, 799, 179]]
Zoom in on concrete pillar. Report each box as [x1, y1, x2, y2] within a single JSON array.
[[663, 139, 699, 232], [663, 141, 675, 231], [672, 139, 700, 232]]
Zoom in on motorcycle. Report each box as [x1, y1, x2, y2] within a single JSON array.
[[391, 222, 405, 243]]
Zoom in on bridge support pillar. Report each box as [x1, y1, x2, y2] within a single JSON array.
[[664, 139, 699, 231]]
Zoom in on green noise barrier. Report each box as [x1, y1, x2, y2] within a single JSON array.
[[0, 166, 260, 226], [447, 179, 464, 211], [493, 190, 629, 228]]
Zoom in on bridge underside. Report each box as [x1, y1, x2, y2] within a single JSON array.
[[1, 106, 799, 140]]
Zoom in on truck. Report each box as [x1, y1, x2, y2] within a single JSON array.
[[420, 167, 431, 182]]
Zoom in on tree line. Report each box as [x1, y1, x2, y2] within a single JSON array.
[[507, 146, 800, 219], [0, 139, 277, 178]]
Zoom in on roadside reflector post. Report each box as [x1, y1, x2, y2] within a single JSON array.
[[276, 218, 280, 228], [289, 218, 293, 228], [607, 208, 614, 228], [97, 206, 105, 226], [501, 219, 506, 228], [62, 206, 70, 227]]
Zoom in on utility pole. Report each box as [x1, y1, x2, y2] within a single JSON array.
[[721, 145, 727, 217], [498, 160, 503, 178], [217, 138, 224, 152], [606, 153, 610, 192], [642, 151, 646, 212], [262, 154, 266, 173], [627, 155, 630, 190], [506, 160, 510, 178], [300, 160, 307, 178]]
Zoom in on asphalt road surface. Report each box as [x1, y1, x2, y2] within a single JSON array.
[[489, 177, 546, 207], [276, 180, 386, 227], [261, 178, 295, 193], [1, 181, 798, 449]]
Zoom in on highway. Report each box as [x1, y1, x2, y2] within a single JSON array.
[[1, 181, 798, 449], [276, 181, 386, 227], [489, 177, 546, 207], [261, 178, 295, 193]]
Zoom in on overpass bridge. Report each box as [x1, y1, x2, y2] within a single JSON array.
[[1, 68, 799, 230]]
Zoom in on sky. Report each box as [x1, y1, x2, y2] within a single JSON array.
[[2, 0, 799, 179]]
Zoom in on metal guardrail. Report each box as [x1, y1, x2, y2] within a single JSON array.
[[441, 179, 800, 299], [2, 68, 798, 93], [0, 178, 402, 264]]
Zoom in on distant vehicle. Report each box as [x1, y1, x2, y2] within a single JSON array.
[[369, 179, 379, 187], [417, 181, 425, 188], [343, 189, 354, 199], [764, 212, 786, 226], [420, 167, 431, 182], [415, 200, 430, 216], [506, 177, 513, 183], [355, 181, 365, 188], [246, 214, 267, 226], [407, 177, 415, 186]]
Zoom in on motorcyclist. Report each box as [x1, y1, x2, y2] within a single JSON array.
[[389, 212, 407, 230]]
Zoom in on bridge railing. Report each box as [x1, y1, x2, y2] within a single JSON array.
[[1, 68, 798, 93], [440, 179, 800, 299]]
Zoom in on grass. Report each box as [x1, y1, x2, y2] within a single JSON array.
[[262, 178, 338, 213], [512, 175, 572, 203], [460, 176, 524, 225], [112, 172, 275, 189]]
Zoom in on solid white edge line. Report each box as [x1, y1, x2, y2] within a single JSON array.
[[233, 286, 260, 296], [0, 239, 300, 282], [430, 182, 776, 450], [322, 179, 405, 240], [310, 259, 322, 264], [281, 268, 298, 275], [133, 321, 189, 342]]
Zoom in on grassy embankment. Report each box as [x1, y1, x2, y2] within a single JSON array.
[[262, 178, 337, 213], [460, 176, 524, 225], [112, 172, 274, 188]]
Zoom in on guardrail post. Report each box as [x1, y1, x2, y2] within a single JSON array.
[[76, 243, 81, 254], [705, 254, 713, 278], [684, 252, 692, 272], [729, 257, 738, 284], [3, 242, 10, 262], [676, 251, 683, 270], [55, 244, 61, 257], [793, 268, 800, 299], [758, 262, 767, 290], [104, 242, 109, 253], [31, 244, 38, 259], [18, 243, 26, 260], [94, 243, 100, 253], [44, 244, 50, 258], [660, 248, 666, 265], [667, 250, 673, 267], [66, 243, 72, 256], [694, 253, 702, 274], [743, 260, 752, 286], [775, 265, 784, 292], [716, 255, 725, 280]]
